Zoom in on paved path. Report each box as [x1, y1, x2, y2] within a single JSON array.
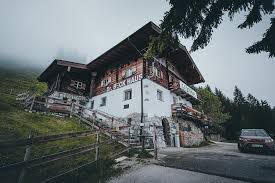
[[158, 142, 275, 183], [108, 164, 247, 183]]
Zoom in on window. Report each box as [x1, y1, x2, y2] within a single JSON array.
[[125, 69, 132, 78], [124, 89, 132, 100], [124, 67, 137, 78], [124, 104, 129, 109], [154, 67, 163, 79], [101, 77, 111, 87], [90, 100, 94, 109], [157, 90, 163, 101], [71, 80, 86, 90], [100, 97, 106, 106]]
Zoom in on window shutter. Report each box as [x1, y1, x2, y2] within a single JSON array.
[[160, 71, 163, 79]]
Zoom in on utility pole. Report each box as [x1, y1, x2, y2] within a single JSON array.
[[140, 58, 146, 151]]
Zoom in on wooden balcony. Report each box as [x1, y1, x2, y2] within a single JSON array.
[[169, 81, 200, 104], [171, 104, 209, 124]]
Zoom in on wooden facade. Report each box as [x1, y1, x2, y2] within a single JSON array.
[[38, 22, 204, 102], [94, 58, 143, 95], [38, 60, 91, 97]]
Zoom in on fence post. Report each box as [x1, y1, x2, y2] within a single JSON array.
[[17, 133, 32, 183], [70, 102, 74, 118], [45, 97, 48, 112], [153, 124, 158, 160], [95, 132, 99, 168]]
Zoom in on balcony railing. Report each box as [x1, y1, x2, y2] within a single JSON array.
[[169, 81, 200, 103], [171, 103, 209, 123]]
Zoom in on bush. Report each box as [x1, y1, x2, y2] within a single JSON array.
[[137, 150, 153, 159]]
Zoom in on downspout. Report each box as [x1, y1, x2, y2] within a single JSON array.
[[127, 37, 145, 147]]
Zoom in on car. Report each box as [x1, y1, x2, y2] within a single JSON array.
[[238, 129, 275, 153]]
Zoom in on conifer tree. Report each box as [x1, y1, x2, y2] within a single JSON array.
[[146, 0, 275, 58]]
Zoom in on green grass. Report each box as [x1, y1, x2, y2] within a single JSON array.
[[0, 67, 124, 182], [0, 67, 47, 95], [0, 93, 89, 140]]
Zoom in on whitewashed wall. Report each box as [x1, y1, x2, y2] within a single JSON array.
[[86, 81, 142, 118], [85, 78, 192, 118], [142, 79, 192, 118]]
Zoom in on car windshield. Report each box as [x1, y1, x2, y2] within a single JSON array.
[[241, 129, 269, 137]]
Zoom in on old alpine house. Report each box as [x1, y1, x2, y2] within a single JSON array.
[[38, 22, 209, 147]]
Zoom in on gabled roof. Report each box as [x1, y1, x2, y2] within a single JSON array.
[[38, 22, 205, 85], [87, 22, 160, 69], [87, 21, 204, 85], [38, 59, 88, 82]]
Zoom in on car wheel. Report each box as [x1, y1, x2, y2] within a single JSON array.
[[238, 144, 245, 153]]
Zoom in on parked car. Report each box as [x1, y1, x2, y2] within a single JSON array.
[[238, 129, 275, 153]]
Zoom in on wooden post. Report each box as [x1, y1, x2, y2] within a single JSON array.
[[153, 124, 158, 160], [45, 97, 49, 112], [70, 102, 74, 118], [95, 132, 99, 168], [17, 134, 32, 183]]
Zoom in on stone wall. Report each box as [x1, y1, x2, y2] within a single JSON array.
[[178, 119, 204, 146], [119, 113, 167, 148]]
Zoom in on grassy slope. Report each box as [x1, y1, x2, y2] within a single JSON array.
[[0, 67, 123, 182], [0, 67, 89, 139]]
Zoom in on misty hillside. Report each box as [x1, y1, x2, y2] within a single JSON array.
[[0, 66, 89, 139], [0, 66, 43, 95]]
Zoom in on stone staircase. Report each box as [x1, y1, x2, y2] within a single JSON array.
[[72, 104, 140, 147]]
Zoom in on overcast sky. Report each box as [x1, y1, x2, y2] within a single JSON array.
[[0, 0, 274, 106]]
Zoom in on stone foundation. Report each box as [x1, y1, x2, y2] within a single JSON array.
[[178, 120, 204, 147]]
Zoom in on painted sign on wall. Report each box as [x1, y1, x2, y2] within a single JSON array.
[[179, 81, 197, 99], [107, 74, 142, 91]]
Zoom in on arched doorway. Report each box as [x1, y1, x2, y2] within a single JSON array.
[[162, 118, 171, 146]]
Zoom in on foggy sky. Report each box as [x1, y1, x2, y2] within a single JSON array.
[[0, 0, 274, 106]]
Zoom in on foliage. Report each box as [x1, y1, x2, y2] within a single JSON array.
[[144, 32, 179, 59], [0, 67, 124, 183], [195, 86, 230, 126], [146, 0, 275, 58], [197, 85, 275, 140], [137, 149, 153, 159], [215, 86, 275, 140], [185, 140, 213, 148], [31, 79, 48, 96], [0, 67, 47, 96]]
